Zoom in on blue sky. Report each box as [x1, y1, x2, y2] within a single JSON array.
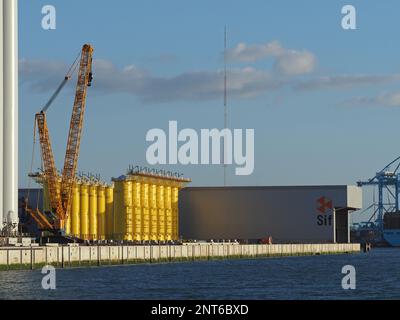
[[18, 1, 400, 222]]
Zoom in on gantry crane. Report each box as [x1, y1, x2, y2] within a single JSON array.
[[26, 44, 94, 233]]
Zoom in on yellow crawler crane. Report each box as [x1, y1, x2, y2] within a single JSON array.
[[26, 44, 94, 234]]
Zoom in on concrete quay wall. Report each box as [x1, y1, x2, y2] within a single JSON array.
[[0, 243, 360, 270]]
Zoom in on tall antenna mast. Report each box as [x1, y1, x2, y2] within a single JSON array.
[[223, 25, 228, 186]]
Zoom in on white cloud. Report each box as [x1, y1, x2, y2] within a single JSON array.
[[226, 41, 285, 62], [295, 74, 400, 90], [19, 58, 67, 92], [275, 50, 316, 75], [346, 91, 400, 107], [19, 55, 400, 105], [226, 41, 316, 75], [20, 59, 284, 103]]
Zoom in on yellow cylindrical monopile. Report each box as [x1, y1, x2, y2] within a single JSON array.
[[157, 185, 165, 241], [165, 185, 172, 210], [141, 182, 149, 208], [172, 186, 179, 240], [97, 186, 106, 240], [141, 208, 150, 241], [164, 185, 172, 240], [105, 186, 114, 240], [132, 181, 141, 207], [150, 184, 158, 241], [133, 207, 142, 241], [65, 214, 71, 236], [89, 184, 98, 240], [132, 181, 141, 241], [141, 182, 150, 241], [71, 183, 80, 237], [80, 184, 89, 240], [113, 181, 123, 240], [165, 209, 172, 241], [124, 181, 133, 241]]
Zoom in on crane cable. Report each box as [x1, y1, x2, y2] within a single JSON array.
[[66, 52, 81, 77], [25, 118, 37, 207]]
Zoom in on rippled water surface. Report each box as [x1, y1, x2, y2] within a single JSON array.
[[0, 248, 399, 300]]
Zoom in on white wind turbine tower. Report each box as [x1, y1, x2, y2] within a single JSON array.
[[1, 0, 19, 234]]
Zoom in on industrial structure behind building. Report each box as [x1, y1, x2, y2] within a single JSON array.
[[179, 185, 362, 244]]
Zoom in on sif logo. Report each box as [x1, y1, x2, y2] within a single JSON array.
[[316, 196, 333, 226]]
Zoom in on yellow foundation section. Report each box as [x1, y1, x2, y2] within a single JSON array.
[[132, 181, 141, 241], [97, 186, 106, 240], [150, 183, 158, 241], [71, 183, 80, 237], [38, 178, 116, 241], [124, 181, 133, 241], [89, 185, 98, 240], [141, 182, 150, 241], [37, 172, 188, 243], [111, 173, 189, 242], [172, 186, 179, 240], [65, 216, 71, 236], [165, 185, 172, 241], [157, 185, 165, 241], [80, 184, 89, 240], [113, 181, 124, 240], [105, 186, 114, 240]]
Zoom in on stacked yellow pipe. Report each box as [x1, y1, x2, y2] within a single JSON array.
[[105, 185, 114, 240], [97, 186, 106, 240], [89, 185, 98, 240], [150, 183, 158, 241], [165, 185, 172, 241], [80, 183, 89, 240], [141, 182, 150, 241], [65, 217, 71, 235], [108, 174, 189, 243], [123, 181, 133, 241], [113, 181, 123, 240], [157, 185, 165, 241], [71, 182, 80, 237], [172, 186, 179, 240], [132, 181, 141, 241]]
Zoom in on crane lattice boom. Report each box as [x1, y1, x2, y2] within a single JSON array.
[[35, 112, 64, 222], [61, 44, 94, 224], [30, 44, 94, 232]]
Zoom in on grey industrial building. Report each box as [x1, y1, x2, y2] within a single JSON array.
[[179, 185, 362, 244]]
